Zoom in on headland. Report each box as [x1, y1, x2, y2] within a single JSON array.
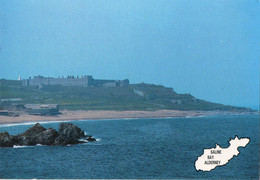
[[0, 77, 256, 125]]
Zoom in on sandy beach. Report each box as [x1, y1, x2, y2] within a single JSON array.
[[0, 109, 216, 125], [0, 109, 253, 125]]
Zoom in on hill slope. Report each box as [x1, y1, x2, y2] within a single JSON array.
[[0, 79, 253, 111]]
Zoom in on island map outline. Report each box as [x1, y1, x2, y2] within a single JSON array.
[[195, 136, 250, 172]]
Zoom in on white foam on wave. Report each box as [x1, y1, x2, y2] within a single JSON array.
[[13, 145, 34, 148], [36, 144, 44, 146], [185, 115, 207, 118], [78, 137, 101, 143], [0, 120, 72, 128], [78, 138, 88, 143]]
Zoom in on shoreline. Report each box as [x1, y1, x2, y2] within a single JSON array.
[[0, 109, 257, 126]]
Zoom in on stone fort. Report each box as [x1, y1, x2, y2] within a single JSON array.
[[22, 75, 129, 88]]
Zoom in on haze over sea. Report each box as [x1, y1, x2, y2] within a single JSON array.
[[0, 114, 258, 179]]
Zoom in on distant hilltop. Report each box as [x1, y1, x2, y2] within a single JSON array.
[[0, 79, 254, 112], [22, 75, 129, 88]]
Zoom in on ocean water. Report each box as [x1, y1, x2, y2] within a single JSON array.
[[0, 114, 259, 179]]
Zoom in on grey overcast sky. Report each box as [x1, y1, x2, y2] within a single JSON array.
[[0, 0, 259, 109]]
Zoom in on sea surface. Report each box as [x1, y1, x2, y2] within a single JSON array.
[[0, 114, 259, 179]]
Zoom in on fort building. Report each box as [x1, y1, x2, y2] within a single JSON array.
[[22, 75, 129, 88], [24, 104, 60, 115]]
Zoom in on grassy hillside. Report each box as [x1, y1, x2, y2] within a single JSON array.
[[0, 79, 253, 111]]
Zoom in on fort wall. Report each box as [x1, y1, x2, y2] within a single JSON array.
[[22, 75, 129, 88]]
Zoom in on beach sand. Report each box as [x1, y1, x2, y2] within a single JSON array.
[[0, 110, 213, 125]]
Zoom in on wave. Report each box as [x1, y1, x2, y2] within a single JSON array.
[[36, 144, 44, 146], [78, 137, 101, 142], [13, 145, 34, 148], [0, 120, 72, 128], [13, 144, 46, 148], [78, 138, 88, 143]]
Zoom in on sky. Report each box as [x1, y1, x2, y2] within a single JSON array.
[[0, 0, 259, 109]]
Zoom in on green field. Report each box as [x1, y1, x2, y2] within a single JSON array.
[[0, 79, 252, 111]]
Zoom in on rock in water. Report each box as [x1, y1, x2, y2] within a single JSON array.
[[58, 123, 85, 139], [53, 123, 86, 145], [37, 128, 59, 145], [0, 132, 13, 147], [0, 122, 96, 147], [86, 136, 97, 142], [16, 123, 47, 146], [21, 123, 47, 137]]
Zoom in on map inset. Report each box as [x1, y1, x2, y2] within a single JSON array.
[[195, 136, 250, 172]]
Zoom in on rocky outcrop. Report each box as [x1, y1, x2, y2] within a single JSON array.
[[86, 135, 97, 142], [37, 128, 59, 145], [0, 132, 14, 147], [54, 123, 84, 145], [0, 123, 96, 148], [15, 123, 49, 146]]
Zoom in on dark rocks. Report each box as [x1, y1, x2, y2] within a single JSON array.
[[86, 136, 97, 142], [53, 123, 86, 145], [0, 122, 96, 148], [15, 123, 48, 146], [0, 132, 13, 147], [37, 128, 59, 145], [21, 123, 47, 137], [58, 123, 85, 139]]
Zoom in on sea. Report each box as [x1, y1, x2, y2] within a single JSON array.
[[0, 114, 259, 179]]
